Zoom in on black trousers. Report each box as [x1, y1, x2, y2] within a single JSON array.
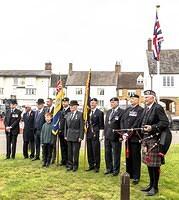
[[105, 139, 122, 173], [34, 130, 41, 158], [67, 141, 81, 169], [6, 133, 18, 158], [23, 138, 35, 158], [148, 166, 160, 189], [59, 134, 68, 164], [126, 142, 141, 179], [51, 135, 57, 163], [87, 137, 100, 169], [42, 143, 53, 165]]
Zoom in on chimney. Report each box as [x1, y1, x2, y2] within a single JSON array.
[[69, 63, 73, 76], [148, 38, 152, 51], [45, 62, 52, 71], [115, 61, 121, 74]]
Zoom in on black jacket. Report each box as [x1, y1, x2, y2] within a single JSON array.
[[23, 110, 35, 141], [59, 107, 71, 135], [4, 108, 22, 135], [104, 107, 124, 141], [34, 109, 46, 131], [87, 108, 104, 139], [121, 105, 144, 142]]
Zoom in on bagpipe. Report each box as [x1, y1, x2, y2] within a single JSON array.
[[113, 127, 172, 157]]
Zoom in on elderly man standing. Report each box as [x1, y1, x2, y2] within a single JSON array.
[[32, 98, 46, 161], [22, 105, 35, 159], [104, 97, 124, 176], [140, 90, 169, 196], [121, 94, 144, 184], [4, 99, 22, 159]]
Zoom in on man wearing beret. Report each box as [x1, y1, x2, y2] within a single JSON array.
[[104, 97, 124, 176], [32, 98, 46, 161], [58, 97, 70, 166], [4, 99, 22, 159], [64, 100, 84, 172], [140, 90, 169, 196], [121, 94, 144, 184], [86, 98, 104, 173]]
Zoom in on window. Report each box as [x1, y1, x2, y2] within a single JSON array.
[[137, 74, 144, 85], [128, 90, 136, 97], [98, 100, 104, 107], [0, 88, 3, 95], [163, 76, 174, 87], [26, 88, 36, 95], [76, 88, 82, 95], [13, 78, 18, 85], [97, 88, 104, 95], [118, 89, 123, 96], [163, 76, 166, 86], [26, 77, 35, 86]]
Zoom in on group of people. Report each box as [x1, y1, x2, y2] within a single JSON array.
[[3, 89, 171, 196]]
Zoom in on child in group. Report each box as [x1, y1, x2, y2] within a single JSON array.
[[41, 112, 54, 167]]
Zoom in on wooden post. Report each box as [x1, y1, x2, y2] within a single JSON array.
[[120, 172, 130, 200]]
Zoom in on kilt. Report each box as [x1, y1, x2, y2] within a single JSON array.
[[142, 138, 162, 167]]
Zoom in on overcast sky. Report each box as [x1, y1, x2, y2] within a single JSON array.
[[0, 0, 179, 74]]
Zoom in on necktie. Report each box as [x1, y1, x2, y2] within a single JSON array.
[[109, 109, 115, 121], [70, 112, 74, 120]]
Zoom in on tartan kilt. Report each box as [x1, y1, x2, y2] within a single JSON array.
[[142, 138, 162, 167]]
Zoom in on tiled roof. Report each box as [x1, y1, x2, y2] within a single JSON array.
[[50, 74, 67, 87], [66, 71, 117, 86], [147, 49, 179, 74], [0, 70, 51, 77], [117, 72, 144, 89]]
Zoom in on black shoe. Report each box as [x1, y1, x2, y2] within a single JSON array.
[[29, 155, 34, 159], [132, 179, 139, 185], [11, 157, 15, 159], [32, 157, 40, 161], [4, 157, 10, 160], [146, 187, 158, 196], [66, 167, 73, 171], [141, 185, 152, 192], [94, 168, 99, 173], [46, 163, 50, 168], [112, 171, 119, 176], [42, 163, 46, 167], [73, 167, 78, 172], [85, 166, 95, 171], [104, 170, 113, 175]]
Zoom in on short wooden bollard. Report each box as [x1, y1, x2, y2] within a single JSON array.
[[120, 172, 130, 200]]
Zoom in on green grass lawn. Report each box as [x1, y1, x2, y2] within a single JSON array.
[[0, 145, 179, 200]]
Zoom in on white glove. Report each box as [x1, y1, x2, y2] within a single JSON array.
[[122, 133, 128, 141], [99, 130, 104, 141]]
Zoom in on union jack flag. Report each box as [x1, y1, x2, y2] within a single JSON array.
[[153, 10, 164, 61]]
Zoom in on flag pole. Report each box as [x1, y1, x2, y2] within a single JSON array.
[[156, 5, 161, 103]]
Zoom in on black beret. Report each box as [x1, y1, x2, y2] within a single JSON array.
[[110, 97, 119, 102], [62, 97, 69, 102], [10, 99, 17, 104], [36, 98, 45, 104], [90, 98, 98, 102], [130, 94, 139, 98], [144, 90, 156, 96], [69, 100, 79, 106]]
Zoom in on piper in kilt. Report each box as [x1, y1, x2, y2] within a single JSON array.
[[140, 90, 169, 196]]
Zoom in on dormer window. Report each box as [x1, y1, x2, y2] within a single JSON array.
[[137, 74, 144, 85]]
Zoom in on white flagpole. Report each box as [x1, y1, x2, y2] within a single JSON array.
[[156, 60, 160, 103]]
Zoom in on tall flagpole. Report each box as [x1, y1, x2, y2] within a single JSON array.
[[156, 5, 160, 103]]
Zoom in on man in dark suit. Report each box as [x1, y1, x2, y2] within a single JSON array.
[[86, 98, 104, 173], [4, 99, 22, 159], [140, 90, 169, 196], [64, 100, 84, 172], [22, 105, 35, 159], [32, 98, 46, 161], [46, 98, 56, 164], [59, 97, 70, 166], [121, 94, 144, 184], [104, 97, 124, 176]]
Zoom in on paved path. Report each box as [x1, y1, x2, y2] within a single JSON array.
[[0, 131, 179, 155]]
